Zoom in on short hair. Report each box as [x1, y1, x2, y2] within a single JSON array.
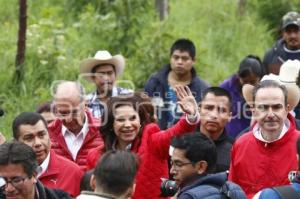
[[0, 141, 38, 177], [252, 80, 288, 106], [93, 150, 139, 196], [172, 133, 217, 173], [170, 38, 196, 60], [12, 112, 47, 140], [52, 81, 85, 101], [202, 87, 232, 111], [36, 101, 52, 114], [238, 55, 263, 78]]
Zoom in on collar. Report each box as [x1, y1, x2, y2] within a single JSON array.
[[283, 44, 300, 53], [253, 119, 290, 143], [37, 152, 50, 178], [62, 112, 89, 138]]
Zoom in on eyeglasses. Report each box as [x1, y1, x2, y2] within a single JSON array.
[[170, 160, 193, 170], [0, 176, 30, 190], [255, 104, 284, 112], [53, 104, 84, 119]]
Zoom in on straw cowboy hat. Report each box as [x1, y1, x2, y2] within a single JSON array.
[[242, 60, 300, 111], [80, 50, 125, 82]]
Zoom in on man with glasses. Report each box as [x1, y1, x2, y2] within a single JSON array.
[[0, 141, 71, 199], [170, 133, 245, 199], [48, 81, 104, 171], [145, 38, 209, 130], [229, 80, 300, 198], [12, 112, 83, 197]]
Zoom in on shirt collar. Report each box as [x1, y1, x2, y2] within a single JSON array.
[[37, 152, 50, 178], [62, 112, 89, 138]]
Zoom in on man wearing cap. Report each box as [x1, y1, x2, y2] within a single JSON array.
[[80, 50, 132, 119], [228, 72, 300, 198], [144, 38, 209, 130], [263, 11, 300, 75]]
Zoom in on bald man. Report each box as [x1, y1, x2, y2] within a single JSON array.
[[48, 81, 104, 171]]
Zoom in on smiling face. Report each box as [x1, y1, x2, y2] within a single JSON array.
[[0, 164, 36, 199], [199, 93, 231, 139], [17, 120, 50, 165], [113, 105, 141, 149]]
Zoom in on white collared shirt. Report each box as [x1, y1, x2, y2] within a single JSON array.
[[62, 113, 89, 160], [37, 152, 50, 178]]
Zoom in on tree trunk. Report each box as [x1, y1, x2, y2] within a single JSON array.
[[237, 0, 247, 16], [155, 0, 168, 21], [14, 0, 27, 84]]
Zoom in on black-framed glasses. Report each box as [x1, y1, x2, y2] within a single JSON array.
[[170, 160, 193, 170], [0, 176, 30, 190]]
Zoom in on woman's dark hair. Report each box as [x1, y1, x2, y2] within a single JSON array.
[[100, 92, 155, 151], [238, 55, 263, 78]]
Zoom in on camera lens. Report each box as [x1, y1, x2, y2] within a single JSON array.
[[160, 178, 178, 197]]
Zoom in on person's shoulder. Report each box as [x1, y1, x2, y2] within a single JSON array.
[[257, 188, 281, 199]]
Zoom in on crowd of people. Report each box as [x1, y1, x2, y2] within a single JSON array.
[[0, 11, 300, 199]]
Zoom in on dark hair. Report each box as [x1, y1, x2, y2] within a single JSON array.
[[0, 141, 38, 177], [170, 38, 196, 60], [171, 133, 217, 173], [12, 112, 48, 140], [101, 93, 154, 151], [91, 63, 116, 74], [202, 87, 232, 111], [94, 150, 139, 196], [252, 80, 288, 106], [80, 169, 94, 192], [36, 101, 52, 114], [238, 55, 263, 78]]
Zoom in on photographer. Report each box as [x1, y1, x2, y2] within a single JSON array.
[[169, 133, 246, 199]]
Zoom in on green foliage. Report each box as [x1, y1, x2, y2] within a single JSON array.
[[0, 0, 281, 137]]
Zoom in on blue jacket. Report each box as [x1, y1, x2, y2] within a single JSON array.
[[258, 175, 300, 199], [178, 172, 246, 199], [144, 64, 209, 130]]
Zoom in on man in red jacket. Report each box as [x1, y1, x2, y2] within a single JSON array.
[[12, 112, 83, 197], [48, 81, 104, 171], [229, 79, 300, 198]]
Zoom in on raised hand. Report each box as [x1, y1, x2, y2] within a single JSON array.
[[175, 85, 198, 116]]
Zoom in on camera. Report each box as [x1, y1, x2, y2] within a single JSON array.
[[160, 178, 179, 197]]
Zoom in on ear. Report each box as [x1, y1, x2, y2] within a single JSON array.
[[32, 172, 38, 184], [195, 160, 208, 175], [90, 174, 96, 191], [124, 183, 136, 199], [227, 112, 232, 122]]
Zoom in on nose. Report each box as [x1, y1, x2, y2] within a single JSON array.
[[124, 119, 131, 127], [266, 107, 275, 117], [34, 137, 42, 147], [5, 182, 16, 192]]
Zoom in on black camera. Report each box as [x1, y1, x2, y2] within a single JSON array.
[[160, 178, 178, 197]]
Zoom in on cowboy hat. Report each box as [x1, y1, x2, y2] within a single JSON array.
[[80, 50, 125, 82], [242, 60, 300, 111]]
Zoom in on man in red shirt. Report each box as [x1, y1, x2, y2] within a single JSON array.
[[229, 78, 300, 198], [12, 112, 83, 197], [49, 81, 104, 171]]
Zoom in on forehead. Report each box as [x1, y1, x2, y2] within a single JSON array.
[[255, 87, 285, 104], [0, 164, 26, 177], [18, 120, 47, 136], [114, 105, 137, 116], [172, 148, 187, 160], [201, 93, 230, 108], [94, 64, 115, 73], [171, 50, 191, 57]]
